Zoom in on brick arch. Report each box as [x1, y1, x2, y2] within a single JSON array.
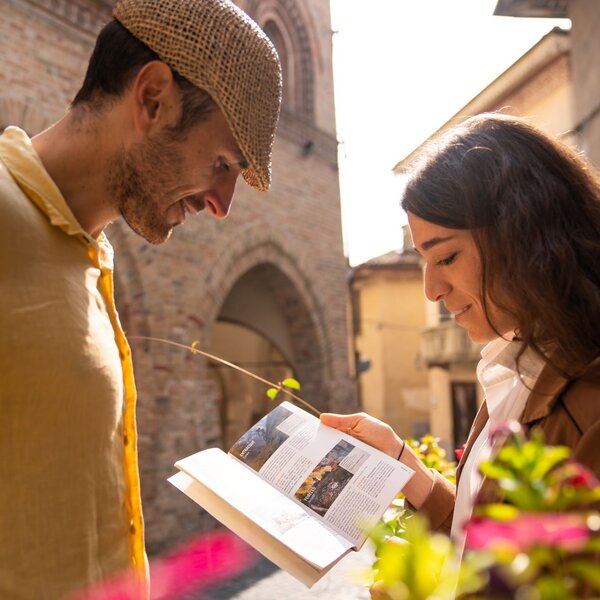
[[0, 95, 53, 134], [203, 228, 333, 411], [245, 0, 316, 123]]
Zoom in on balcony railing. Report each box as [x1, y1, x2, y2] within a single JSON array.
[[421, 320, 482, 368]]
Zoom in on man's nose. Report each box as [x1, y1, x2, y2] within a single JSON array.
[[206, 174, 239, 219], [424, 264, 451, 302]]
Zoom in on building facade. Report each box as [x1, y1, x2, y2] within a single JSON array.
[[0, 0, 357, 554], [495, 0, 600, 170], [351, 227, 430, 442]]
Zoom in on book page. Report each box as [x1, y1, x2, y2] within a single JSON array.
[[228, 401, 414, 547], [174, 447, 354, 572]]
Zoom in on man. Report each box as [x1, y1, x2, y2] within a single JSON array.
[[0, 0, 281, 597]]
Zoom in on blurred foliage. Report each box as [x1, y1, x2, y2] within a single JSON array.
[[382, 435, 457, 540], [406, 434, 457, 485], [369, 426, 600, 600]]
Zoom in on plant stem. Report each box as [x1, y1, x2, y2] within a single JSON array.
[[129, 335, 321, 416]]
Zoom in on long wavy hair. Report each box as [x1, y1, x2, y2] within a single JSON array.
[[401, 113, 600, 377]]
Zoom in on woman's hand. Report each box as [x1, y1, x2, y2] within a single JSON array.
[[320, 412, 403, 459], [321, 411, 437, 509]]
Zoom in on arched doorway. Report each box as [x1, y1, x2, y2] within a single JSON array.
[[208, 262, 325, 448], [207, 322, 294, 449]]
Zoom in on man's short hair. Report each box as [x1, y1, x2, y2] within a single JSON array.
[[76, 0, 282, 191], [72, 20, 216, 136]]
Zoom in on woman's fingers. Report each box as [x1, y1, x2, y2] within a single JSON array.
[[321, 412, 403, 458], [320, 412, 367, 430]]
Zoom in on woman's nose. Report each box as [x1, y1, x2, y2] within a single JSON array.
[[424, 264, 451, 302]]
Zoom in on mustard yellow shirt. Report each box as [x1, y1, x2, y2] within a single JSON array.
[[0, 127, 146, 599]]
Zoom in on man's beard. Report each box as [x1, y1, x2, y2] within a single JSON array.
[[107, 134, 184, 244]]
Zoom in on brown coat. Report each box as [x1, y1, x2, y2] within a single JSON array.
[[419, 357, 600, 534]]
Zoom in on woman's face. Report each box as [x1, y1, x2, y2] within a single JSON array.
[[408, 212, 516, 344]]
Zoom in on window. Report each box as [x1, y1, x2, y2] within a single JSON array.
[[451, 381, 477, 449], [263, 20, 290, 108]]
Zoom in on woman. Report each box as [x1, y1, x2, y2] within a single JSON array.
[[322, 113, 600, 552]]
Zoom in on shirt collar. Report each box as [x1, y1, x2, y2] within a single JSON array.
[[0, 126, 106, 251], [479, 333, 546, 380]]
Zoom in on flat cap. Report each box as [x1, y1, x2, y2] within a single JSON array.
[[113, 0, 282, 191]]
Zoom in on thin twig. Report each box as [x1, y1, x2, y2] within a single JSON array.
[[129, 335, 321, 416]]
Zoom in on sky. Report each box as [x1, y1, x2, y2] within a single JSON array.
[[329, 0, 570, 266]]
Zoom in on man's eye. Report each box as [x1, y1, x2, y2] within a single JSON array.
[[217, 158, 230, 172], [437, 252, 458, 266]]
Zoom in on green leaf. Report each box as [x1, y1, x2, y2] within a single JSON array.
[[535, 575, 570, 598], [570, 560, 600, 591], [479, 462, 514, 480], [584, 536, 600, 552], [530, 446, 571, 480], [475, 503, 520, 521], [266, 388, 279, 400], [281, 377, 301, 390]]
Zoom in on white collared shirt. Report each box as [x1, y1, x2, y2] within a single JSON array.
[[450, 334, 546, 555]]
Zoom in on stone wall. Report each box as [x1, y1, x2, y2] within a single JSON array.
[[0, 0, 358, 555]]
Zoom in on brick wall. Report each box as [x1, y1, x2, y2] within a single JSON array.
[[1, 0, 358, 555]]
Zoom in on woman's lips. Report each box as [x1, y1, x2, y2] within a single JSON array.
[[452, 305, 471, 322]]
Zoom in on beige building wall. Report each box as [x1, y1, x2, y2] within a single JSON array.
[[486, 50, 574, 138], [353, 250, 430, 440], [569, 0, 600, 167], [493, 0, 600, 168], [427, 366, 485, 450]]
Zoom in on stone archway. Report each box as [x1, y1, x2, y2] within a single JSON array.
[[201, 228, 334, 415], [208, 261, 326, 448]]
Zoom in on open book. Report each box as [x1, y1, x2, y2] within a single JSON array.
[[168, 401, 414, 587]]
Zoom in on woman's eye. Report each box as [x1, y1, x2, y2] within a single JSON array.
[[437, 252, 458, 266], [217, 158, 230, 172]]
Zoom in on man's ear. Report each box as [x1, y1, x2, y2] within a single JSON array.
[[130, 61, 180, 134]]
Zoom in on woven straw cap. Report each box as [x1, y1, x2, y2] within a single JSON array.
[[113, 0, 282, 191]]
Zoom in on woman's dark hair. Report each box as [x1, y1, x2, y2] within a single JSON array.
[[72, 20, 216, 136], [401, 113, 600, 376]]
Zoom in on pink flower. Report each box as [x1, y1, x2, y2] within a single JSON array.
[[455, 446, 465, 461], [465, 513, 591, 553], [562, 461, 600, 490], [150, 528, 257, 598], [67, 529, 258, 600]]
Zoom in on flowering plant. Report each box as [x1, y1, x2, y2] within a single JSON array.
[[407, 434, 457, 485], [464, 426, 600, 599], [379, 435, 456, 540], [370, 426, 600, 599]]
